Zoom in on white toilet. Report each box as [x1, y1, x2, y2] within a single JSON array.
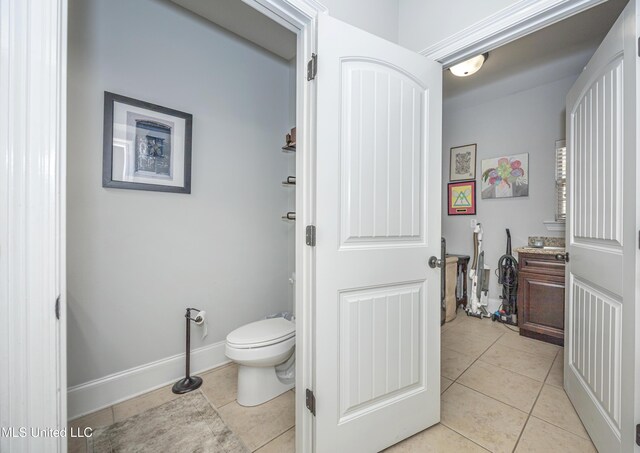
[[225, 317, 295, 406]]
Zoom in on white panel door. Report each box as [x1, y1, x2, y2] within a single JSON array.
[[565, 1, 639, 451], [314, 14, 442, 453]]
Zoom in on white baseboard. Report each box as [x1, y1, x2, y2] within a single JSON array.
[[67, 340, 230, 421]]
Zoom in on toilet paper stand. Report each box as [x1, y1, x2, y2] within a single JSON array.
[[172, 307, 204, 394]]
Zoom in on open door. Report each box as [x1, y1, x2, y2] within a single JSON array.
[[565, 1, 639, 451], [313, 14, 442, 452]]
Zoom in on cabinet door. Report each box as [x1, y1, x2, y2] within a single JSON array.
[[518, 272, 564, 345]]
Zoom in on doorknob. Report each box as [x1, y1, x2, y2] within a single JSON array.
[[555, 252, 569, 262], [429, 256, 443, 269]]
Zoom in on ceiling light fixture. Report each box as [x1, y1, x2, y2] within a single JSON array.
[[449, 53, 489, 77]]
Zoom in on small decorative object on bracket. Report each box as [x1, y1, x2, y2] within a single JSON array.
[[285, 127, 296, 147]]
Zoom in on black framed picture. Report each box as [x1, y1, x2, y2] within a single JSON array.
[[449, 143, 477, 181], [103, 92, 193, 193]]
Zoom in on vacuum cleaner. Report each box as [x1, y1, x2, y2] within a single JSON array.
[[466, 223, 490, 318], [492, 229, 518, 326]]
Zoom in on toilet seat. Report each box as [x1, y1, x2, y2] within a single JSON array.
[[226, 318, 295, 349], [225, 317, 296, 406]]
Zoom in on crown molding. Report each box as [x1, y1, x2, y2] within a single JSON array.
[[420, 0, 607, 67]]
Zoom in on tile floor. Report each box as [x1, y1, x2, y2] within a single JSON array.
[[69, 314, 595, 452]]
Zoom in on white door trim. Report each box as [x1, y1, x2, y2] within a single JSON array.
[[239, 3, 324, 452], [420, 0, 607, 67], [0, 0, 67, 452]]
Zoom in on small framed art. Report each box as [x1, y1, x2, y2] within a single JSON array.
[[449, 144, 477, 181], [103, 92, 193, 193], [448, 181, 476, 215]]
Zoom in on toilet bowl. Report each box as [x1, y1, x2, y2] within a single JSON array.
[[225, 317, 295, 406]]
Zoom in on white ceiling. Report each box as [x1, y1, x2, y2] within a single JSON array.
[[168, 0, 297, 60], [443, 0, 628, 106]]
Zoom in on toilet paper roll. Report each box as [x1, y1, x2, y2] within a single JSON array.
[[194, 310, 208, 340]]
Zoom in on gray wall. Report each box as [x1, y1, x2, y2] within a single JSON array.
[[67, 0, 294, 387], [321, 0, 399, 43], [442, 75, 574, 304], [398, 0, 518, 51]]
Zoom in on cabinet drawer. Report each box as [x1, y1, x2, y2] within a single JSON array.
[[518, 253, 565, 276]]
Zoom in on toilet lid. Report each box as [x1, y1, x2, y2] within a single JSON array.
[[227, 318, 295, 348]]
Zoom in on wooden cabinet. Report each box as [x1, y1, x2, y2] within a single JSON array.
[[517, 252, 565, 346]]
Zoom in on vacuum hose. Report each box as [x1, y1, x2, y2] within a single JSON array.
[[497, 229, 518, 316]]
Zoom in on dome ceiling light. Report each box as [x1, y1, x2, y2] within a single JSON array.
[[449, 53, 489, 77]]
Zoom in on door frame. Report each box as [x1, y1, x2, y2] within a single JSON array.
[[0, 0, 68, 451], [420, 0, 608, 66], [237, 2, 326, 451], [1, 0, 620, 452]]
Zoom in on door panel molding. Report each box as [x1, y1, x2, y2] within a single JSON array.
[[339, 58, 426, 248], [569, 56, 624, 249], [338, 281, 425, 421], [568, 274, 621, 433]]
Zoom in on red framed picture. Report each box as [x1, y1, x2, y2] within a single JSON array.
[[448, 181, 476, 215]]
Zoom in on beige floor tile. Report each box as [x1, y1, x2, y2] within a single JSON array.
[[69, 407, 114, 430], [441, 312, 467, 332], [68, 407, 113, 453], [441, 376, 454, 394], [457, 360, 543, 412], [255, 427, 295, 453], [442, 329, 497, 358], [515, 417, 596, 452], [442, 347, 476, 380], [201, 363, 238, 408], [441, 383, 528, 453], [480, 343, 555, 382], [545, 350, 564, 388], [532, 384, 589, 439], [68, 436, 88, 453], [497, 331, 560, 359], [447, 317, 508, 340], [219, 390, 295, 451], [384, 423, 489, 452], [112, 385, 180, 422]]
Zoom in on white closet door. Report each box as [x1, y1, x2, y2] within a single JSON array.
[[565, 1, 639, 451], [313, 14, 442, 453]]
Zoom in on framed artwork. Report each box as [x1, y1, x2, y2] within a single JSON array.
[[103, 92, 193, 193], [449, 144, 477, 181], [448, 181, 476, 215], [481, 153, 529, 199]]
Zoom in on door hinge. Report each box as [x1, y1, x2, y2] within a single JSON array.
[[307, 53, 317, 81], [55, 296, 60, 320], [636, 423, 640, 446], [306, 225, 316, 246], [305, 388, 316, 416]]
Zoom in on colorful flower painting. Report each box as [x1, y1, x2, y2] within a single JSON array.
[[481, 153, 529, 199]]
